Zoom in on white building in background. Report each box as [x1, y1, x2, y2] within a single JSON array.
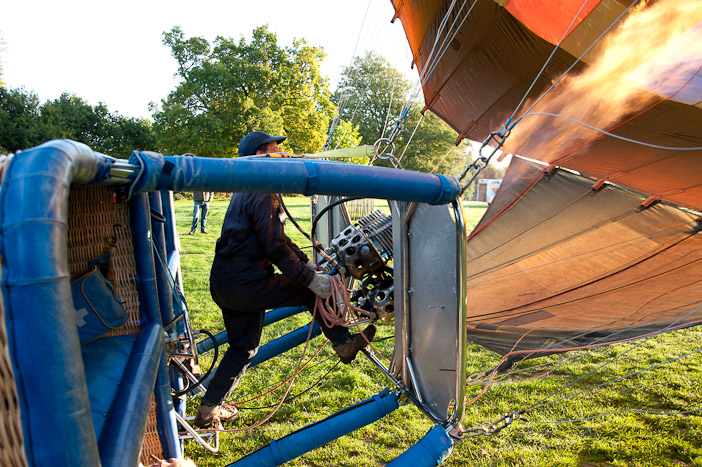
[[476, 178, 502, 203]]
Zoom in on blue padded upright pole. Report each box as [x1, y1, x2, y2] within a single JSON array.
[[149, 191, 175, 327], [0, 139, 106, 465], [130, 193, 162, 325], [229, 389, 400, 467], [387, 425, 454, 466], [154, 347, 181, 460], [196, 307, 308, 354], [160, 190, 181, 276], [98, 323, 163, 467]]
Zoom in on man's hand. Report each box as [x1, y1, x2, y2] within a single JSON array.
[[306, 259, 319, 271], [308, 272, 332, 299]]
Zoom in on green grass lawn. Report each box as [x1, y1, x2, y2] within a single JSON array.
[[177, 196, 702, 467]]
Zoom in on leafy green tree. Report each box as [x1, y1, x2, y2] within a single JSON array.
[[42, 93, 155, 158], [0, 87, 46, 153], [332, 51, 409, 146], [1, 88, 154, 157], [153, 25, 333, 157], [330, 118, 362, 149], [332, 51, 466, 174], [396, 108, 469, 174], [326, 118, 367, 164]]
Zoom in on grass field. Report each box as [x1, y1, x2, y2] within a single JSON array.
[[177, 196, 702, 467]]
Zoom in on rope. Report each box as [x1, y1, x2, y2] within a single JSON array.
[[380, 68, 398, 140], [465, 305, 702, 409], [201, 273, 387, 435], [324, 0, 374, 150], [545, 59, 702, 167], [525, 346, 702, 416], [518, 112, 702, 152], [429, 142, 456, 174], [229, 341, 332, 409], [469, 54, 702, 243], [530, 308, 702, 403], [313, 275, 390, 363], [202, 312, 319, 434], [523, 407, 702, 425], [467, 303, 702, 388], [514, 0, 641, 123], [237, 359, 342, 410], [507, 0, 608, 123], [397, 112, 424, 163], [460, 319, 702, 438], [404, 0, 475, 113], [314, 276, 353, 328], [456, 1, 639, 195], [374, 0, 475, 166]]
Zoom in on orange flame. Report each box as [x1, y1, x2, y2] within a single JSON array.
[[502, 0, 702, 165]]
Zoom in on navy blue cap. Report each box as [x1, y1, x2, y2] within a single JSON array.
[[238, 131, 287, 157]]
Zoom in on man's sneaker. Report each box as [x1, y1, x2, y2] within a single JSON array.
[[201, 230, 208, 234], [193, 402, 238, 428], [188, 230, 196, 235], [332, 325, 376, 364]]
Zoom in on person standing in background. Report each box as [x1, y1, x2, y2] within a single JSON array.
[[190, 191, 214, 234]]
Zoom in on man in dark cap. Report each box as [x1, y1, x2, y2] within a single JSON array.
[[194, 131, 376, 428]]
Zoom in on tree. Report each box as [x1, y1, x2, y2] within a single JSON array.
[[332, 51, 467, 174], [328, 118, 362, 150], [42, 93, 155, 158], [396, 108, 469, 174], [332, 51, 409, 146], [152, 25, 334, 157], [0, 88, 154, 157], [0, 87, 46, 153]]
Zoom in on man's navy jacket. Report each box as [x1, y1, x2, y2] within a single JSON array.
[[211, 193, 314, 287]]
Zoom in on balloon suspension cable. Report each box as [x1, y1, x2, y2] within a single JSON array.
[[322, 0, 373, 152], [278, 194, 312, 242], [458, 119, 515, 195], [371, 108, 408, 169]]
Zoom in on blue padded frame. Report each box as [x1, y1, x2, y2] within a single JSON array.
[[230, 389, 400, 466], [128, 152, 460, 206], [0, 140, 179, 464]]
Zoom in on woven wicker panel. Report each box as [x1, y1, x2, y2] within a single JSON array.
[[0, 154, 13, 186], [139, 396, 165, 466], [0, 258, 29, 467], [67, 185, 140, 334]]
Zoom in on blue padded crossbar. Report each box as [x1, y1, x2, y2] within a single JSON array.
[[230, 389, 400, 466], [197, 323, 322, 394], [250, 323, 322, 367], [196, 307, 308, 354], [387, 425, 454, 466], [129, 152, 460, 205]]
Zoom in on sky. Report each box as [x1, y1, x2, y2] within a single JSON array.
[[0, 0, 414, 120]]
